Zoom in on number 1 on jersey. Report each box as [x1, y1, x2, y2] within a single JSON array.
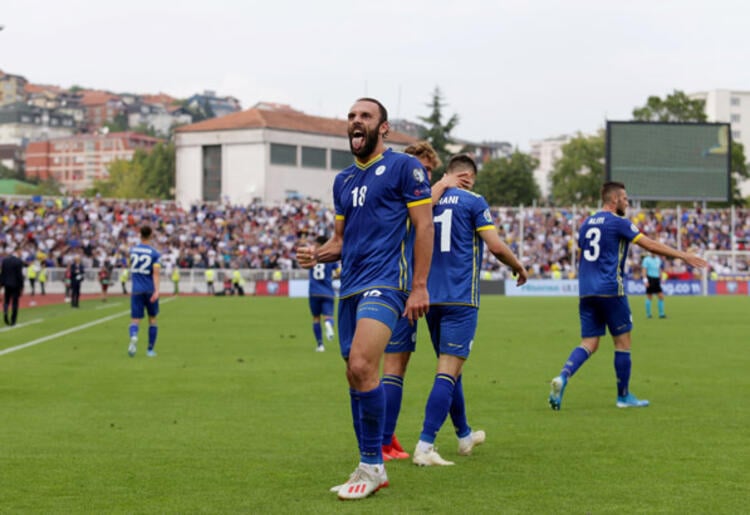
[[434, 209, 453, 253]]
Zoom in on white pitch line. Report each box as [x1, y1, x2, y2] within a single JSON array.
[[0, 297, 176, 357], [0, 318, 44, 332]]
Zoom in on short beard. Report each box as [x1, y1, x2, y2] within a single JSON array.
[[616, 208, 625, 216]]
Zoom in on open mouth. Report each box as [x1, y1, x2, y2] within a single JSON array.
[[350, 128, 365, 151]]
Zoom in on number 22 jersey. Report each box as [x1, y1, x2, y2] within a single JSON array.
[[129, 243, 162, 294]]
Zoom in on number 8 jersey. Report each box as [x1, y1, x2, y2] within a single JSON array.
[[577, 211, 642, 297], [129, 243, 162, 294]]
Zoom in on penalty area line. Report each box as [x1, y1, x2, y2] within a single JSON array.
[[0, 297, 176, 357]]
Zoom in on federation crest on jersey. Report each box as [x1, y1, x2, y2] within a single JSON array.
[[375, 165, 386, 176], [483, 208, 493, 224], [412, 168, 426, 183]]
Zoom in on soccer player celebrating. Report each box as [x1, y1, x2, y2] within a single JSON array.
[[127, 225, 162, 358], [308, 236, 338, 352], [412, 154, 527, 466], [296, 97, 433, 500], [549, 182, 706, 410]]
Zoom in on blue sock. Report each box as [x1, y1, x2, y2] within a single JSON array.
[[658, 299, 665, 317], [129, 323, 138, 339], [645, 298, 652, 317], [615, 350, 631, 397], [148, 325, 158, 351], [312, 322, 322, 345], [450, 375, 471, 438], [349, 388, 362, 454], [357, 384, 385, 465], [561, 346, 591, 379], [382, 374, 404, 446], [419, 373, 456, 444]]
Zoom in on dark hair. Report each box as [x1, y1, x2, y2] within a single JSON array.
[[140, 225, 153, 239], [356, 97, 388, 124], [315, 235, 327, 246], [601, 181, 626, 203], [447, 153, 478, 175]]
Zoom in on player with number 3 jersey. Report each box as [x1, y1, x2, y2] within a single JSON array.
[[127, 225, 162, 358], [548, 182, 706, 410]]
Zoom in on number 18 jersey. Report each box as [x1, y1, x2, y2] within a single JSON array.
[[333, 149, 431, 298], [129, 243, 162, 294], [578, 211, 642, 297]]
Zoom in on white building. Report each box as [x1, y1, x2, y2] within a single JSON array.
[[174, 103, 415, 205], [529, 135, 573, 199], [689, 89, 750, 196]]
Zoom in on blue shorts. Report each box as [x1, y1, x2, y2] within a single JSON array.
[[579, 296, 632, 338], [425, 305, 478, 359], [386, 317, 418, 354], [309, 295, 334, 318], [338, 288, 408, 359], [131, 292, 159, 319]]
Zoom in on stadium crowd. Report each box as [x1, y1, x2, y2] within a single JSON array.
[[1, 196, 748, 278]]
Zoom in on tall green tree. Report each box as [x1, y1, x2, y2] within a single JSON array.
[[632, 90, 707, 122], [550, 131, 606, 205], [632, 90, 748, 205], [474, 150, 540, 206], [141, 143, 176, 198], [418, 87, 459, 182]]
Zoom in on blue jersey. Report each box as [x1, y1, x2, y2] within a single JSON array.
[[578, 211, 642, 297], [309, 262, 337, 297], [642, 255, 662, 278], [428, 188, 495, 307], [333, 148, 431, 298], [129, 243, 162, 294]]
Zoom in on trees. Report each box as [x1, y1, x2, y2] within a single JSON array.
[[632, 90, 748, 205], [418, 87, 459, 182], [549, 131, 606, 206], [631, 90, 707, 122], [474, 150, 540, 206], [87, 143, 175, 199]]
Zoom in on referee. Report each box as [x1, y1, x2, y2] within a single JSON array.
[[642, 252, 666, 319], [0, 247, 25, 326]]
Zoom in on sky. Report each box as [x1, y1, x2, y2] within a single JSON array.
[[3, 0, 750, 150]]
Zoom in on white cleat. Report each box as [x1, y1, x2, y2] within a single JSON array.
[[336, 464, 388, 500], [412, 446, 455, 466], [315, 344, 325, 353], [128, 337, 137, 357], [457, 430, 486, 456], [325, 321, 335, 341]]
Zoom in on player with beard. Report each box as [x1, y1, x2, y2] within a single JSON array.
[[548, 182, 706, 410], [297, 98, 433, 500]]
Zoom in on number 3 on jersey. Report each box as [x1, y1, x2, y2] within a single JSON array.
[[583, 227, 601, 261]]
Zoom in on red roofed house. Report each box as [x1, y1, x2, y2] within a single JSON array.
[[173, 102, 416, 205], [25, 132, 162, 193]]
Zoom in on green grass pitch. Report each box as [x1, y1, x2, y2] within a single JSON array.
[[1, 295, 748, 513]]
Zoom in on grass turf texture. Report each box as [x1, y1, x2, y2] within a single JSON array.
[[1, 295, 747, 513]]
